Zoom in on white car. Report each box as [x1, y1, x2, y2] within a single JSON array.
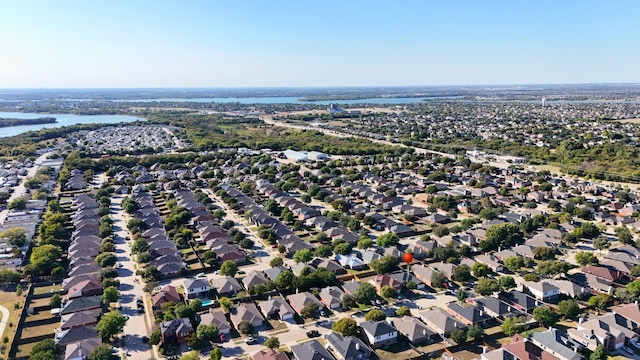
[[195, 273, 207, 279]]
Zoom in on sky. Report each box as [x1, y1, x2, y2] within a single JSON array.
[[0, 0, 639, 88]]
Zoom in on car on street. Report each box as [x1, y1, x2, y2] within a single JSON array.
[[306, 330, 320, 338], [245, 336, 257, 344], [195, 273, 207, 279]]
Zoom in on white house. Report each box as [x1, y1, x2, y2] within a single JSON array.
[[522, 281, 560, 301], [183, 278, 211, 299], [360, 320, 398, 348]]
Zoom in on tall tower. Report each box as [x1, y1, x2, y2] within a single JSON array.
[[542, 97, 546, 107]]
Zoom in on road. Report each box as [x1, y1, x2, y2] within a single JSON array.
[[260, 115, 456, 159], [110, 194, 154, 360]]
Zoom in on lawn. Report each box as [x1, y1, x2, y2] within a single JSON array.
[[0, 287, 28, 344], [32, 285, 61, 295], [375, 342, 422, 360], [19, 321, 58, 339]]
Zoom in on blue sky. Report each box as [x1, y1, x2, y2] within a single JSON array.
[[1, 1, 638, 88]]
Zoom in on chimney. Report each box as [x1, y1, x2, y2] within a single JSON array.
[[480, 310, 484, 317], [355, 343, 360, 351], [483, 346, 488, 354]]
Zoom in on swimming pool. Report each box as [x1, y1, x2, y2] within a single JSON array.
[[201, 299, 214, 306]]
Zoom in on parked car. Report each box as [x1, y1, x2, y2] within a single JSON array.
[[306, 330, 320, 338], [245, 336, 257, 344], [195, 273, 207, 279]]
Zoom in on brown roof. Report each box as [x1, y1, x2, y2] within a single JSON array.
[[502, 334, 556, 360], [152, 285, 181, 308], [582, 265, 623, 282], [252, 349, 288, 360]]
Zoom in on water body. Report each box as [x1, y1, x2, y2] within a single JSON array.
[[112, 96, 460, 105], [0, 112, 142, 138]]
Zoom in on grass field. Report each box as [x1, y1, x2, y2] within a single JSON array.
[[32, 285, 61, 295], [0, 287, 27, 347]]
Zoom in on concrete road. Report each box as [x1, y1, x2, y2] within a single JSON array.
[[111, 195, 154, 360]]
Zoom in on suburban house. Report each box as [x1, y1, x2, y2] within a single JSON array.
[[360, 320, 398, 348], [290, 339, 336, 360], [529, 328, 583, 360], [60, 296, 102, 316], [324, 332, 373, 360], [319, 286, 345, 310], [160, 318, 194, 344], [199, 310, 231, 335], [252, 349, 289, 360], [211, 276, 243, 297], [419, 309, 467, 337], [259, 297, 296, 321], [446, 303, 491, 327], [568, 313, 638, 351], [522, 281, 561, 301], [183, 278, 211, 299], [393, 315, 436, 345], [230, 303, 265, 330], [287, 292, 324, 317], [152, 285, 181, 310], [472, 296, 526, 320]]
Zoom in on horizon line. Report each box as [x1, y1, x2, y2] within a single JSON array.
[[2, 82, 640, 91]]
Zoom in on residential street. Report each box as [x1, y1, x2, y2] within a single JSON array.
[[111, 195, 154, 360]]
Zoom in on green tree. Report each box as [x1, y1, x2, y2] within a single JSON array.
[[87, 344, 114, 360], [479, 223, 522, 252], [275, 271, 294, 290], [269, 257, 283, 267], [293, 249, 313, 263], [498, 276, 516, 291], [332, 317, 358, 336], [504, 256, 525, 272], [502, 316, 524, 336], [533, 247, 555, 260], [593, 237, 610, 252], [340, 294, 358, 310], [196, 323, 219, 342], [49, 293, 62, 308], [370, 255, 399, 274], [590, 345, 607, 360], [357, 237, 373, 249], [102, 286, 120, 303], [365, 308, 386, 321], [0, 227, 26, 246], [431, 271, 446, 288], [396, 306, 411, 316], [452, 264, 471, 282], [575, 251, 598, 266], [96, 311, 127, 340], [209, 347, 222, 360], [467, 325, 484, 340], [354, 282, 377, 304], [300, 302, 319, 318], [614, 226, 633, 245], [219, 297, 233, 313], [476, 278, 500, 295], [557, 300, 580, 319], [472, 262, 491, 278], [380, 285, 398, 299], [149, 330, 161, 345], [30, 244, 62, 274], [333, 242, 353, 255], [180, 351, 200, 360], [131, 238, 149, 254], [264, 336, 280, 349], [95, 252, 117, 268], [219, 260, 237, 276], [314, 245, 333, 258], [376, 232, 399, 247], [450, 328, 468, 344], [238, 321, 254, 335], [533, 307, 558, 327]]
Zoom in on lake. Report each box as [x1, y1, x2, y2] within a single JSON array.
[[0, 112, 143, 138], [113, 96, 460, 105]]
